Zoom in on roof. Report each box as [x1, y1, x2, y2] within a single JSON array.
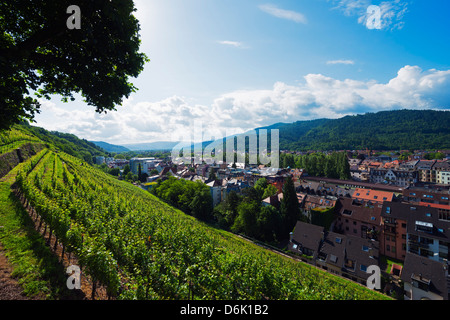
[[380, 201, 412, 221], [319, 231, 346, 268], [304, 194, 337, 208], [400, 253, 449, 300], [343, 236, 379, 280], [206, 179, 222, 187], [336, 197, 383, 225], [289, 221, 324, 258], [418, 202, 450, 210], [318, 232, 379, 280], [352, 188, 394, 203], [432, 160, 450, 171], [406, 205, 449, 241]]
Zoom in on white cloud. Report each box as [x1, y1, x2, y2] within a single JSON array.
[[34, 66, 450, 144], [259, 4, 307, 24], [331, 0, 409, 30], [326, 59, 355, 65], [217, 40, 245, 48]]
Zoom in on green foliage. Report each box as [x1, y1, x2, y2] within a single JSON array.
[[152, 176, 213, 221], [424, 152, 445, 160], [281, 151, 350, 179], [310, 207, 336, 231], [0, 0, 148, 130], [280, 176, 300, 235]]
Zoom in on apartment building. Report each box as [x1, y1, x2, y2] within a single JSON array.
[[380, 201, 449, 263], [334, 197, 382, 241]]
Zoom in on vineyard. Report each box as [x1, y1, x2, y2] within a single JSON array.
[[0, 126, 41, 155], [6, 145, 388, 300]]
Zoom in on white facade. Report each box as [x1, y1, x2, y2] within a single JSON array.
[[437, 171, 450, 185], [404, 282, 444, 300]]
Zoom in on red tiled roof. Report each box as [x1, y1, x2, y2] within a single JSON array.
[[352, 188, 394, 202], [418, 202, 450, 210]]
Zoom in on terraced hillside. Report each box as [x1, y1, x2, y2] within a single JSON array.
[[0, 131, 389, 300]]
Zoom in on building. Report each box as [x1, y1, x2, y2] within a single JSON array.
[[262, 193, 283, 209], [402, 188, 450, 206], [130, 157, 159, 175], [206, 179, 222, 207], [370, 168, 418, 187], [318, 232, 379, 286], [289, 221, 380, 287], [417, 160, 437, 183], [380, 201, 449, 263], [288, 221, 324, 262], [334, 197, 383, 241], [303, 194, 337, 211], [406, 205, 449, 263], [380, 202, 410, 261], [401, 253, 449, 300], [433, 161, 450, 185], [438, 170, 450, 185]]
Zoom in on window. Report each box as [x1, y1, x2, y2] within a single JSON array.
[[426, 213, 432, 217], [402, 223, 407, 228], [330, 254, 338, 263], [335, 237, 342, 244], [360, 264, 367, 272], [383, 197, 387, 201], [409, 193, 416, 196], [362, 245, 369, 252], [415, 221, 433, 233], [344, 259, 355, 270], [442, 197, 449, 200], [386, 207, 391, 214]]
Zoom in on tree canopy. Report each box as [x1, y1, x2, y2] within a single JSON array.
[[0, 0, 148, 130]]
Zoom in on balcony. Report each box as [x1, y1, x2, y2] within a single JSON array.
[[384, 219, 397, 227], [408, 238, 430, 249], [384, 226, 396, 235]]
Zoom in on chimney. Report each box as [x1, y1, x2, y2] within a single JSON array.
[[289, 232, 293, 242]]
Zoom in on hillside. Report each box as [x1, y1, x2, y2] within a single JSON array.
[[0, 126, 388, 300], [0, 123, 108, 165], [90, 141, 130, 153], [274, 109, 450, 151]]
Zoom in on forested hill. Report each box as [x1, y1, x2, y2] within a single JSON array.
[[274, 110, 450, 151]]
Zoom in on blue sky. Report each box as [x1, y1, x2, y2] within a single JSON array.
[[34, 0, 450, 144]]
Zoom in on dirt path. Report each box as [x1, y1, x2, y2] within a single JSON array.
[[0, 244, 29, 300]]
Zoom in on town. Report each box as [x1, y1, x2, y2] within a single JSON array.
[[94, 148, 450, 300]]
